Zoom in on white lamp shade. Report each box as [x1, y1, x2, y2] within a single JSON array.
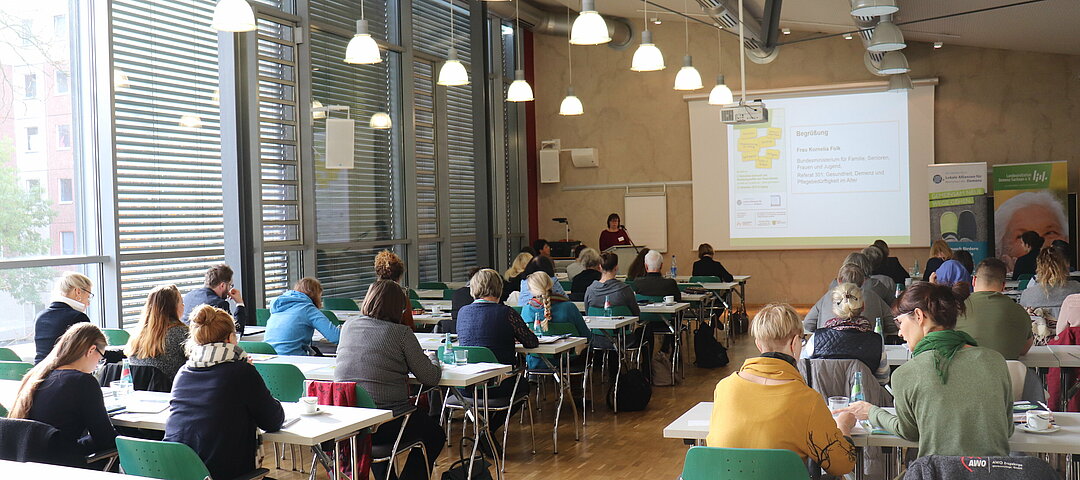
[[630, 30, 665, 71], [345, 20, 382, 64], [211, 0, 257, 32], [708, 75, 734, 105], [673, 55, 703, 90], [559, 87, 584, 116], [437, 48, 470, 86], [878, 50, 909, 74], [887, 73, 912, 92], [312, 100, 327, 119], [850, 0, 898, 17], [506, 70, 534, 102], [868, 21, 905, 52], [369, 112, 392, 129], [570, 0, 610, 45], [179, 114, 203, 129]]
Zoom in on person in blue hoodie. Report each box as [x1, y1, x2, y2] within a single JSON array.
[[264, 277, 340, 355]]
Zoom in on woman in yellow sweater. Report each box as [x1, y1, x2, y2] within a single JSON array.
[[707, 303, 857, 477]]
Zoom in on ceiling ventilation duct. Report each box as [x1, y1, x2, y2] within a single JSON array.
[[696, 0, 780, 64]]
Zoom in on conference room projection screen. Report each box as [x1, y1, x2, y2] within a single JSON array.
[[689, 81, 935, 251]]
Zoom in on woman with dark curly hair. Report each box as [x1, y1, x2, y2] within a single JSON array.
[[375, 250, 415, 330]]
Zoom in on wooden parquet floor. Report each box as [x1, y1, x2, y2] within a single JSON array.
[[268, 305, 801, 479]]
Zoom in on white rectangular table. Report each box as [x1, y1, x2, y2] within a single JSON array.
[[884, 344, 1061, 369], [0, 459, 146, 478]]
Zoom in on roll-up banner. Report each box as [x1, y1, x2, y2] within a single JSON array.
[[992, 161, 1069, 271], [929, 162, 989, 266]]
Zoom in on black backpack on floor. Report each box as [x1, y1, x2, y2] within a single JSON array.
[[606, 368, 652, 411], [694, 321, 729, 368]]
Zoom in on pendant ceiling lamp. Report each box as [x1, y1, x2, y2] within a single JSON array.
[[345, 19, 382, 64], [560, 8, 583, 116], [570, 0, 610, 45], [113, 68, 130, 90], [211, 0, 257, 32], [369, 112, 392, 129], [887, 73, 912, 92], [437, 2, 469, 86], [878, 50, 909, 74], [708, 30, 732, 104], [672, 0, 702, 91], [850, 0, 898, 17], [868, 20, 905, 52], [630, 0, 664, 71], [506, 0, 534, 102], [312, 100, 327, 119]]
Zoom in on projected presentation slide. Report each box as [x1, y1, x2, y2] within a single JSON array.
[[726, 90, 910, 247]]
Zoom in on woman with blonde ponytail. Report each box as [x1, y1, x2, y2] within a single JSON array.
[[522, 271, 592, 370], [803, 283, 890, 385], [11, 323, 116, 460]]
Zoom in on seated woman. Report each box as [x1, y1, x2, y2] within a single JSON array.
[[922, 240, 953, 281], [165, 305, 284, 480], [928, 259, 971, 298], [952, 250, 975, 276], [804, 283, 889, 385], [335, 280, 443, 480], [10, 323, 116, 464], [840, 282, 1013, 458], [522, 272, 592, 370], [501, 252, 533, 302], [127, 284, 189, 383], [517, 255, 566, 306], [691, 243, 734, 282], [1012, 231, 1044, 280], [625, 248, 650, 281], [707, 304, 856, 477], [265, 277, 340, 356], [564, 244, 589, 280], [1020, 248, 1080, 319], [805, 263, 895, 337], [34, 272, 93, 364], [459, 269, 540, 366], [568, 248, 602, 302], [375, 250, 416, 330]]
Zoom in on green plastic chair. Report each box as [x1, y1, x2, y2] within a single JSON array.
[[678, 283, 704, 293], [1017, 274, 1034, 290], [410, 299, 424, 310], [408, 289, 420, 300], [545, 322, 582, 337], [0, 347, 21, 361], [0, 361, 33, 381], [586, 306, 635, 335], [101, 328, 130, 346], [320, 309, 341, 326], [255, 308, 271, 326], [559, 280, 573, 292], [512, 306, 523, 314], [238, 341, 277, 355], [417, 282, 448, 290], [437, 345, 499, 363], [253, 363, 306, 402], [680, 446, 809, 480], [689, 276, 722, 283], [442, 289, 457, 300], [116, 435, 268, 480], [0, 402, 8, 417], [323, 297, 359, 311]]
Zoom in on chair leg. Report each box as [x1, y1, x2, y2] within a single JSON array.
[[273, 442, 282, 469], [527, 397, 536, 455]]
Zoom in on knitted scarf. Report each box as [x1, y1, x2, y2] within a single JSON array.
[[822, 316, 872, 333], [911, 329, 978, 384], [186, 342, 249, 368]]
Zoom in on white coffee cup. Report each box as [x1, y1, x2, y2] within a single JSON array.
[[663, 295, 675, 305], [431, 304, 441, 314], [300, 396, 319, 414], [1026, 410, 1051, 430]]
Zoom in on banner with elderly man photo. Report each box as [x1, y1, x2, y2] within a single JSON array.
[[928, 162, 988, 267], [992, 161, 1069, 272]]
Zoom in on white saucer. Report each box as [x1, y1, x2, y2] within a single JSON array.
[[1016, 423, 1059, 434], [299, 407, 326, 416]]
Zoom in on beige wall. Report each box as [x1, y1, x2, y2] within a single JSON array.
[[531, 23, 1080, 305]]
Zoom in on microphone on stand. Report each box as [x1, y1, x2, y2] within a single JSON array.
[[619, 225, 627, 231]]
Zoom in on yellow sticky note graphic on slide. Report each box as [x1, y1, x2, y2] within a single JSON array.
[[740, 129, 758, 139], [738, 142, 759, 153], [767, 127, 782, 138], [759, 138, 776, 148], [765, 149, 780, 159], [755, 158, 773, 169]]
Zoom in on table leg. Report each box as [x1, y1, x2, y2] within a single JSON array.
[[565, 351, 581, 440], [349, 435, 358, 480], [467, 385, 480, 480], [854, 446, 864, 480], [332, 436, 340, 480], [481, 383, 503, 480], [1062, 367, 1070, 411]]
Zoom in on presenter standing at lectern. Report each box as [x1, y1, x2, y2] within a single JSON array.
[[599, 213, 634, 252]]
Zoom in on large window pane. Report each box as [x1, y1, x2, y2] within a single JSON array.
[[316, 245, 403, 299], [0, 264, 102, 349]]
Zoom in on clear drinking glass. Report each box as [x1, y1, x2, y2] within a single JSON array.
[[827, 396, 849, 413], [454, 349, 469, 366]]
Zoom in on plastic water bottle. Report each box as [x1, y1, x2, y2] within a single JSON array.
[[120, 359, 133, 384], [874, 317, 884, 336], [912, 259, 921, 279], [442, 332, 455, 364], [533, 311, 544, 335], [604, 295, 613, 318], [894, 283, 902, 299], [670, 255, 678, 279], [851, 371, 865, 403]]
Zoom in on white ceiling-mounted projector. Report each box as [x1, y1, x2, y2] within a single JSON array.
[[720, 100, 768, 124]]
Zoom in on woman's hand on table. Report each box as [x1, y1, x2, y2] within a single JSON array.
[[834, 411, 856, 436], [837, 401, 874, 421]]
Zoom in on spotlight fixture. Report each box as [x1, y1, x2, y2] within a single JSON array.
[[933, 41, 943, 49], [781, 28, 791, 35], [652, 17, 662, 25], [842, 33, 853, 40]]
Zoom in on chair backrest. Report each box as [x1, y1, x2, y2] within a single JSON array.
[[437, 345, 499, 363], [587, 305, 634, 317], [545, 322, 580, 337], [238, 341, 277, 355], [442, 289, 457, 300], [511, 306, 523, 313], [255, 308, 271, 326], [1017, 274, 1034, 290], [320, 309, 342, 326], [797, 358, 893, 407], [903, 454, 1058, 480], [635, 294, 665, 323], [417, 282, 448, 290], [0, 417, 82, 465], [101, 328, 130, 346], [323, 297, 359, 311], [0, 402, 7, 417], [559, 280, 573, 292], [410, 299, 424, 310], [0, 361, 33, 381], [689, 276, 722, 283], [0, 347, 21, 362], [681, 447, 809, 480], [253, 363, 307, 402], [408, 289, 419, 300], [1004, 360, 1027, 402], [115, 436, 213, 480], [636, 294, 664, 303]]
